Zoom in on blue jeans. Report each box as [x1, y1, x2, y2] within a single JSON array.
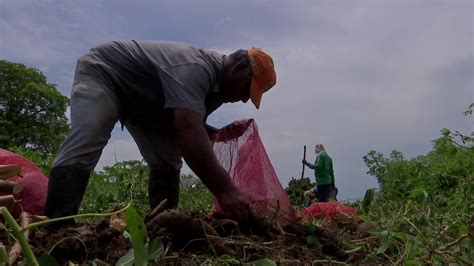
[[313, 184, 332, 202]]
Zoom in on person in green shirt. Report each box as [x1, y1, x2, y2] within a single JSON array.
[[302, 144, 338, 205]]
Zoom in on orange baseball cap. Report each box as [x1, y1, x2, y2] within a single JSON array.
[[247, 48, 277, 109]]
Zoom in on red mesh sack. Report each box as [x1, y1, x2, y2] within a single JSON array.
[[0, 149, 48, 217], [211, 119, 297, 227], [302, 202, 358, 222]]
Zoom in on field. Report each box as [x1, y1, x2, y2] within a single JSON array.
[[3, 194, 385, 265], [1, 107, 473, 265], [21, 206, 377, 265]]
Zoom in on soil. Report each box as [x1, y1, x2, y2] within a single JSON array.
[[21, 210, 383, 265]]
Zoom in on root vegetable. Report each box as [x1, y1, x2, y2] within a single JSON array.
[[0, 165, 21, 180], [147, 209, 236, 255], [0, 195, 16, 207], [0, 180, 24, 195], [191, 218, 236, 256], [149, 199, 168, 218]]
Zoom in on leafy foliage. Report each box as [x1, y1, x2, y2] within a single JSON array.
[[117, 205, 166, 265], [81, 160, 149, 214], [285, 177, 314, 207], [81, 160, 213, 214], [125, 205, 148, 266], [0, 60, 69, 156], [363, 130, 473, 206], [8, 146, 54, 175], [360, 103, 474, 264]]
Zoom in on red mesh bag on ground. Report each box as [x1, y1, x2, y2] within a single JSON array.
[[0, 149, 48, 217], [301, 202, 358, 222], [211, 119, 297, 227]]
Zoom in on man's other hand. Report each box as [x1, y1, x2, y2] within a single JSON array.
[[217, 189, 265, 228]]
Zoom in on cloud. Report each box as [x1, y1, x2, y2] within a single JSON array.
[[0, 1, 129, 94]]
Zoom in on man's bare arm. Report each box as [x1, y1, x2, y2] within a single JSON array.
[[173, 108, 238, 201], [174, 108, 276, 229]]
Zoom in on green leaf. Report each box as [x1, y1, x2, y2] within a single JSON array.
[[306, 235, 321, 249], [246, 258, 277, 266], [405, 260, 422, 266], [125, 205, 148, 266], [37, 254, 59, 266], [361, 188, 376, 213], [147, 237, 164, 260], [0, 244, 8, 264], [307, 223, 316, 235], [116, 248, 134, 266], [390, 231, 406, 244], [376, 234, 390, 254]]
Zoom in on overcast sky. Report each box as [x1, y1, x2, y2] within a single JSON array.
[[1, 0, 472, 200]]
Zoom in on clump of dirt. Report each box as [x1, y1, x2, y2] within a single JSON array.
[[20, 209, 382, 264], [29, 220, 129, 264], [146, 208, 236, 255]]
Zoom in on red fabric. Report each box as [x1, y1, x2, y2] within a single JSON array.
[[211, 119, 297, 227], [0, 149, 48, 217], [301, 202, 358, 222]]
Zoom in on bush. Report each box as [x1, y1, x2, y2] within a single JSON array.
[[81, 161, 213, 214], [8, 146, 54, 175], [359, 104, 473, 264], [285, 177, 314, 207], [81, 160, 149, 214]]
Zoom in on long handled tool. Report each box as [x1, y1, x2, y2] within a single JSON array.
[[301, 145, 306, 179]]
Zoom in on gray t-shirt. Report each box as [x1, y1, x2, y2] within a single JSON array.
[[78, 40, 225, 122]]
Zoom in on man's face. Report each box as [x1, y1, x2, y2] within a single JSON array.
[[220, 62, 252, 103], [315, 146, 322, 154]]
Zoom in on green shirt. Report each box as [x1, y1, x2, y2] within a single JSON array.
[[308, 152, 334, 185]]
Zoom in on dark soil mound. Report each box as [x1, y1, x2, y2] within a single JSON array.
[[22, 210, 382, 264]]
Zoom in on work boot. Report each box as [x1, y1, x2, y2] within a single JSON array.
[[44, 166, 90, 227], [148, 168, 180, 210]]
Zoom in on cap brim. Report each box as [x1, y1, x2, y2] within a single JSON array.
[[250, 79, 262, 109]]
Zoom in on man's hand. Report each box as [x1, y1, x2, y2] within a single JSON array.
[[217, 189, 259, 226], [217, 189, 283, 233], [174, 109, 253, 221]]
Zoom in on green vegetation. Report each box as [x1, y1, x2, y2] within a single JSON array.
[[81, 160, 213, 215], [285, 177, 314, 207], [359, 104, 473, 264], [1, 203, 132, 265], [8, 146, 54, 175], [5, 103, 473, 263], [0, 60, 69, 156]]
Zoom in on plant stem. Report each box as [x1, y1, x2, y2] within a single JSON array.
[[22, 203, 131, 232], [9, 211, 30, 264], [0, 195, 15, 207], [312, 259, 349, 265], [0, 242, 8, 263], [439, 234, 468, 251], [0, 207, 38, 265]]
